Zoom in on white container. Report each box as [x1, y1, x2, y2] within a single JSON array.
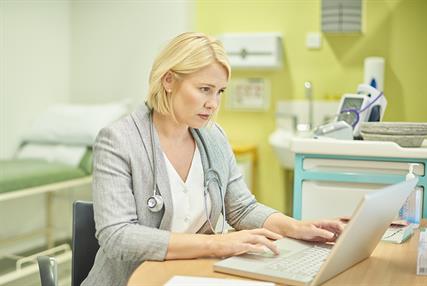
[[218, 33, 283, 69], [364, 57, 385, 91], [417, 229, 427, 275]]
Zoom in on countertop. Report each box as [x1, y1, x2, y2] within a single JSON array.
[[291, 138, 427, 159]]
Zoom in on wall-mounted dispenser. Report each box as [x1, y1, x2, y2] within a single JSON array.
[[218, 33, 283, 69], [322, 0, 362, 33]]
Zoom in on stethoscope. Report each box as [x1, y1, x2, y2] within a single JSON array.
[[146, 109, 226, 234]]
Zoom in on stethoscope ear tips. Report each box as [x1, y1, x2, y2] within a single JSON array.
[[147, 195, 164, 212]]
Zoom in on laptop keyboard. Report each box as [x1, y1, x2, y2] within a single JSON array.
[[265, 246, 331, 280]]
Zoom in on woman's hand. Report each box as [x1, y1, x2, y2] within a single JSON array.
[[289, 219, 345, 243], [263, 213, 345, 244], [167, 216, 345, 260], [207, 228, 283, 257]]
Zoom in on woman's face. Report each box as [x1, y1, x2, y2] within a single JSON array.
[[166, 62, 228, 129]]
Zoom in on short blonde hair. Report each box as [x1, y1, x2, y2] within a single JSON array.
[[146, 32, 231, 117]]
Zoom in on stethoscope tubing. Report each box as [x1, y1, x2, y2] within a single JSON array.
[[147, 109, 226, 234]]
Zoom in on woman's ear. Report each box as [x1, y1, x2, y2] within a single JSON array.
[[162, 71, 175, 93]]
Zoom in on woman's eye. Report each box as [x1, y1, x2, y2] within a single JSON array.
[[200, 87, 210, 93]]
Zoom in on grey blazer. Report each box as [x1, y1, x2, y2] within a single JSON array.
[[82, 104, 277, 286]]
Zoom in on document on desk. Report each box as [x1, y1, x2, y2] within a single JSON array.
[[417, 228, 427, 276], [164, 275, 274, 286], [381, 224, 414, 244]]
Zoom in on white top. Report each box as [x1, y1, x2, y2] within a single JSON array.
[[291, 138, 427, 159], [163, 145, 211, 233]]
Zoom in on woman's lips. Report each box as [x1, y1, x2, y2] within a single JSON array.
[[198, 114, 210, 120]]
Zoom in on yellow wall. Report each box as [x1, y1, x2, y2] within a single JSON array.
[[196, 0, 427, 213]]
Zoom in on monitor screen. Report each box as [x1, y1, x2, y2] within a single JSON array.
[[337, 97, 364, 126]]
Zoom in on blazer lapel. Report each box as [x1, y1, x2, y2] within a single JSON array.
[[131, 105, 173, 230]]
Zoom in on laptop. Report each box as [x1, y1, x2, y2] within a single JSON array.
[[214, 178, 418, 286]]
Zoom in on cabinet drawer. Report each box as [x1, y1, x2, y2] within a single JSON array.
[[301, 181, 424, 222], [303, 159, 425, 176], [301, 181, 386, 220]]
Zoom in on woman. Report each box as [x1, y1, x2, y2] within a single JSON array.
[[82, 32, 343, 286]]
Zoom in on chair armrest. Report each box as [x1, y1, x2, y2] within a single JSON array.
[[37, 256, 58, 286]]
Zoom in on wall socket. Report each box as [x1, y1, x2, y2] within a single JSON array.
[[306, 32, 322, 49]]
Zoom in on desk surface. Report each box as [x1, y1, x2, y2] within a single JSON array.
[[128, 223, 427, 286]]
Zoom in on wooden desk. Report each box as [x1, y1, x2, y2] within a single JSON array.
[[128, 222, 427, 285]]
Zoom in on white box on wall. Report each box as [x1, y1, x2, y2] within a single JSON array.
[[218, 33, 283, 69], [226, 78, 270, 111]]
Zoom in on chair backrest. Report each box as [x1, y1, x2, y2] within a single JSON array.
[[72, 201, 99, 286]]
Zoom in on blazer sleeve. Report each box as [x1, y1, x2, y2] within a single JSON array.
[[92, 125, 170, 262], [215, 126, 279, 230]]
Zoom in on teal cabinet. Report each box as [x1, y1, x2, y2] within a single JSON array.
[[291, 139, 427, 220]]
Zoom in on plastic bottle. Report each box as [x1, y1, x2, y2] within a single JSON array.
[[406, 164, 417, 180], [399, 164, 420, 226]]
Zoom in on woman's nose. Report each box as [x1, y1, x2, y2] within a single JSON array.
[[205, 96, 219, 110]]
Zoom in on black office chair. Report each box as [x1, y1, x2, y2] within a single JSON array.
[[37, 256, 58, 286], [38, 200, 99, 286], [71, 200, 100, 286]]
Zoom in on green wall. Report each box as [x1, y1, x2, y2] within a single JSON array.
[[196, 0, 427, 213]]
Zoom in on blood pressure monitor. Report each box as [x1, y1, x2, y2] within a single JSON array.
[[336, 84, 387, 137], [337, 94, 370, 133]]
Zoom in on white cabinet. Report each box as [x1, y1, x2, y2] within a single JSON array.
[[301, 181, 383, 220], [218, 33, 283, 69]]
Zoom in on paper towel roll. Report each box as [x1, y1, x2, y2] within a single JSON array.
[[364, 57, 385, 91]]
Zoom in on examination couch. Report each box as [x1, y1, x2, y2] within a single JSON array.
[[0, 101, 128, 284]]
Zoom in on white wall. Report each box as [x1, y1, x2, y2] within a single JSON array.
[[0, 0, 193, 257], [0, 0, 72, 258], [70, 0, 194, 105], [1, 0, 194, 158], [0, 0, 71, 159]]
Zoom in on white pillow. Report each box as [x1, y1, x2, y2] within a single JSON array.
[[16, 143, 87, 167], [22, 101, 129, 145]]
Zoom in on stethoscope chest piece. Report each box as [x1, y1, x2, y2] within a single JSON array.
[[147, 194, 164, 212]]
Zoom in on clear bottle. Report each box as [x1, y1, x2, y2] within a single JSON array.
[[399, 164, 420, 226]]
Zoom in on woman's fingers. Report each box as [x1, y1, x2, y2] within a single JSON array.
[[246, 228, 283, 255], [314, 220, 346, 240], [245, 244, 271, 254], [319, 229, 335, 239], [223, 228, 283, 257], [247, 234, 280, 255], [294, 221, 343, 242], [249, 228, 283, 240], [319, 220, 345, 233]]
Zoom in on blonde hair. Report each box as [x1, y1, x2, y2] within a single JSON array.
[[146, 32, 231, 118]]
